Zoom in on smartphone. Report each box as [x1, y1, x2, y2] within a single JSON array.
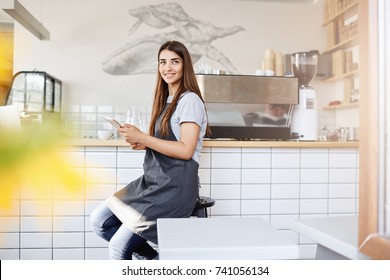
[[104, 117, 122, 129]]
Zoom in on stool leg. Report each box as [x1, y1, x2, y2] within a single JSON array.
[[197, 208, 207, 218]]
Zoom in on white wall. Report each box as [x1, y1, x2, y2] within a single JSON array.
[[14, 0, 327, 108]]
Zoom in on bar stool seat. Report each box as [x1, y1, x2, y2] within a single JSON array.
[[191, 196, 215, 218]]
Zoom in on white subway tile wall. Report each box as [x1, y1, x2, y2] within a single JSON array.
[[62, 105, 152, 139], [0, 147, 359, 260]]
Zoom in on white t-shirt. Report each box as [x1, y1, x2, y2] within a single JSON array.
[[167, 91, 207, 163]]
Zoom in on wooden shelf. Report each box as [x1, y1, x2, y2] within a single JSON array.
[[323, 1, 359, 26], [323, 69, 359, 83], [323, 35, 359, 53], [322, 0, 360, 116], [323, 102, 359, 110]]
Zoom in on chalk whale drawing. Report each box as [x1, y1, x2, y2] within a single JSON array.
[[102, 2, 244, 75]]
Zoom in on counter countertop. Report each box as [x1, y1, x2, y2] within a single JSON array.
[[63, 139, 359, 148], [157, 217, 299, 260], [290, 216, 369, 260]]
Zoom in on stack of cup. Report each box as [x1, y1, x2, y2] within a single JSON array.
[[275, 52, 284, 76], [256, 49, 285, 77], [264, 49, 275, 76]]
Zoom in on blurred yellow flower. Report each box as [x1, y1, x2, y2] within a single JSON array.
[[0, 123, 84, 209]]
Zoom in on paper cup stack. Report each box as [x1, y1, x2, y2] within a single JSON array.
[[259, 49, 284, 77]]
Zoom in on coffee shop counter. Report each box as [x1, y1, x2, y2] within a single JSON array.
[[6, 137, 357, 260], [63, 139, 358, 148]]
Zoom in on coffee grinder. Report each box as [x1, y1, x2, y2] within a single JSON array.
[[290, 50, 319, 140]]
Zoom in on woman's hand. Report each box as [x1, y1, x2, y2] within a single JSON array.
[[130, 143, 147, 150], [118, 124, 146, 150], [118, 122, 199, 159]]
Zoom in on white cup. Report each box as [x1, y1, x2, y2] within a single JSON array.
[[97, 130, 114, 140]]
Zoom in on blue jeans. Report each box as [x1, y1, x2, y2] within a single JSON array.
[[90, 200, 158, 260]]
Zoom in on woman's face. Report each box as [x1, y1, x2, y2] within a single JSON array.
[[159, 49, 183, 93]]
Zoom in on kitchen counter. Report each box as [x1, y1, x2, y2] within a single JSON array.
[[63, 139, 359, 148], [2, 136, 360, 260], [290, 216, 370, 260], [157, 217, 299, 260]]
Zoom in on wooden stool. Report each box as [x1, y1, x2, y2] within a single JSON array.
[[191, 196, 215, 218]]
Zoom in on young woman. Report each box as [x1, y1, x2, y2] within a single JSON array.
[[90, 40, 208, 260]]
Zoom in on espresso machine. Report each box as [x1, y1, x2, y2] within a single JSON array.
[[196, 74, 298, 140], [290, 50, 319, 140]]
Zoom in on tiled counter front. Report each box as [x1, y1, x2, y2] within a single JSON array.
[[0, 145, 359, 260]]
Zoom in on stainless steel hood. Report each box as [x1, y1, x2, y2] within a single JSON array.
[[226, 0, 319, 4], [197, 74, 298, 104], [196, 74, 299, 140]]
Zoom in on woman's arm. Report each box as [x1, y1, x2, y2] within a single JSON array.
[[119, 122, 200, 160]]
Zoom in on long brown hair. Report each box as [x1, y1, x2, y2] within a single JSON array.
[[149, 40, 208, 137]]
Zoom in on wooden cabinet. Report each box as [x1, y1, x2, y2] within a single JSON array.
[[322, 0, 359, 110]]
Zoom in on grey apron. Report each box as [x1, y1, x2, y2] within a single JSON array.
[[107, 104, 199, 244]]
